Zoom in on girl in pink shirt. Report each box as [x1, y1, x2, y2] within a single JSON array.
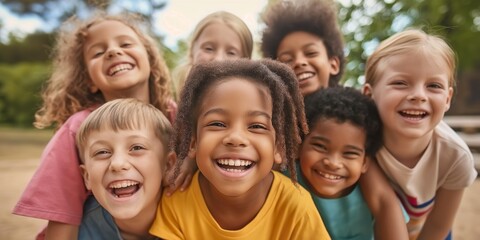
[[13, 11, 177, 239]]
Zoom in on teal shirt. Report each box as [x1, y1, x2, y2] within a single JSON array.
[[295, 165, 409, 240]]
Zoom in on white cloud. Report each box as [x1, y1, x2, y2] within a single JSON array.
[[0, 5, 44, 42]]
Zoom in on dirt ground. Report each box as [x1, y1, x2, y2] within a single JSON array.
[[0, 157, 478, 239]]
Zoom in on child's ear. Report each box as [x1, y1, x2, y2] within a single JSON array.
[[444, 86, 454, 112], [328, 56, 340, 75], [187, 137, 197, 159], [79, 164, 92, 190], [361, 156, 370, 174], [362, 84, 373, 98], [273, 152, 282, 165]]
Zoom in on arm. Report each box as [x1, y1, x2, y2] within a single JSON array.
[[163, 156, 197, 196], [45, 221, 78, 240], [417, 188, 464, 240], [359, 159, 408, 240]]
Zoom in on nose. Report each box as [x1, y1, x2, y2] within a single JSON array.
[[322, 156, 342, 170], [212, 51, 227, 61], [292, 54, 308, 68], [106, 47, 122, 59], [109, 152, 131, 172], [408, 85, 427, 102], [222, 127, 248, 147]]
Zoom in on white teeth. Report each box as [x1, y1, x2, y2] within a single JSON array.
[[297, 72, 314, 80], [217, 159, 253, 167], [402, 110, 426, 116], [108, 63, 133, 76], [319, 172, 342, 180], [109, 180, 138, 189]]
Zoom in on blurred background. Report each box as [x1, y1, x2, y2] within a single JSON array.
[[0, 0, 479, 239]]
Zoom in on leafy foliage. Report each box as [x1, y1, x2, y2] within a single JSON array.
[[0, 32, 55, 63], [0, 63, 50, 126], [338, 0, 480, 87]]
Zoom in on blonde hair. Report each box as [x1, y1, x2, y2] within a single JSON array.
[[172, 11, 253, 98], [76, 98, 173, 163], [365, 29, 456, 88], [35, 11, 173, 129]]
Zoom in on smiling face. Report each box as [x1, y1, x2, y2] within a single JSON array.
[[80, 127, 166, 220], [191, 22, 244, 64], [277, 31, 339, 96], [190, 77, 281, 197], [363, 51, 453, 143], [83, 20, 151, 101], [300, 118, 368, 199]]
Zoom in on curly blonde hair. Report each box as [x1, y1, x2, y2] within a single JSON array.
[[35, 11, 172, 129]]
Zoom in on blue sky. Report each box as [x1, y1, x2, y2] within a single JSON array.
[[0, 0, 268, 47]]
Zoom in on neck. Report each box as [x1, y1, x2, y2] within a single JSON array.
[[199, 172, 273, 230], [103, 81, 151, 104], [114, 199, 158, 240], [383, 130, 432, 168]]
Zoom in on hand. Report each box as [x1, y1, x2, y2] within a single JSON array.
[[163, 156, 197, 196]]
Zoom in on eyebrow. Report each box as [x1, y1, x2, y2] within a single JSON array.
[[310, 135, 365, 153], [202, 108, 271, 120], [85, 35, 136, 53], [278, 42, 318, 56]]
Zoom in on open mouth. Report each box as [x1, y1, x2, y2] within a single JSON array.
[[108, 63, 133, 76], [108, 180, 141, 198], [296, 72, 314, 82], [399, 110, 428, 120], [316, 170, 342, 180], [216, 159, 254, 173]]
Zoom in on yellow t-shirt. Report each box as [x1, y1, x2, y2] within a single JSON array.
[[150, 171, 330, 240]]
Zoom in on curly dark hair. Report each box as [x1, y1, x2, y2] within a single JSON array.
[[303, 87, 383, 158], [173, 58, 307, 181], [261, 0, 345, 86]]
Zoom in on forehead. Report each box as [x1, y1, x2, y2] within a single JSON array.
[[85, 125, 162, 144], [310, 118, 366, 144], [380, 49, 451, 78], [196, 22, 242, 46], [277, 31, 326, 53], [84, 20, 140, 45], [200, 77, 271, 110]]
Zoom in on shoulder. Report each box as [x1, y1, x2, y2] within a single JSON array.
[[271, 171, 316, 208], [79, 196, 120, 239], [62, 108, 95, 133], [161, 171, 200, 207], [434, 121, 472, 157], [433, 121, 478, 188]]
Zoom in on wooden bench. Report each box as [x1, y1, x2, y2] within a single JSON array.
[[443, 116, 480, 134], [443, 116, 480, 171]]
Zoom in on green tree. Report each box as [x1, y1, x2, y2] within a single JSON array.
[[0, 32, 54, 63], [0, 63, 50, 126], [338, 0, 480, 86]]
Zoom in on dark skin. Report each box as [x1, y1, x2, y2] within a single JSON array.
[[359, 160, 409, 240]]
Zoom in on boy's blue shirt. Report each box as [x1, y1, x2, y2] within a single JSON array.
[[78, 195, 123, 240]]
